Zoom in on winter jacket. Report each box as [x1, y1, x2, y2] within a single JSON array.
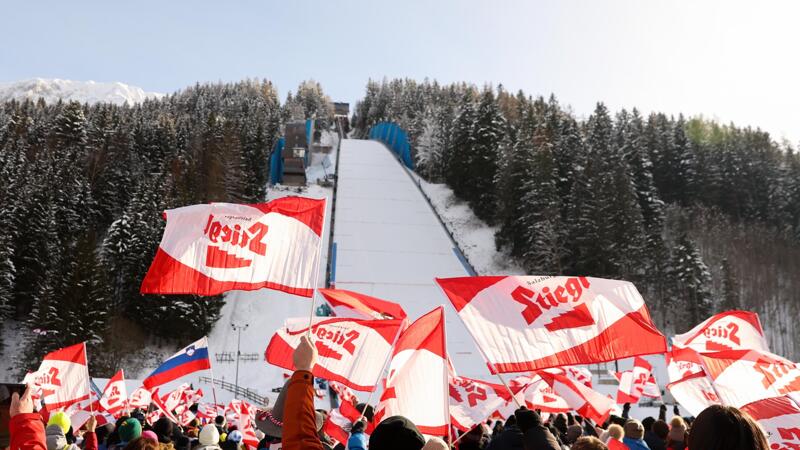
[[623, 437, 651, 450], [83, 431, 98, 450], [281, 371, 323, 450], [608, 439, 628, 450], [644, 431, 666, 450], [666, 441, 686, 450], [10, 413, 47, 450], [486, 425, 524, 450], [346, 432, 367, 450], [522, 425, 559, 450], [45, 425, 80, 450]]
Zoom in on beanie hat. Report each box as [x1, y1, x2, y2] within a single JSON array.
[[119, 418, 143, 443], [227, 430, 243, 443], [48, 411, 72, 434], [153, 417, 175, 443], [422, 437, 448, 450], [142, 431, 159, 442], [368, 416, 425, 450], [199, 424, 220, 446], [514, 408, 541, 433]]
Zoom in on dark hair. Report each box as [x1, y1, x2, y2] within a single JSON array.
[[642, 416, 655, 431], [652, 420, 670, 439], [351, 421, 366, 433], [688, 405, 769, 450], [214, 415, 225, 425], [123, 437, 160, 450], [571, 436, 609, 450]]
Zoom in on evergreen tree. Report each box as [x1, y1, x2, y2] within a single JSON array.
[[495, 101, 535, 257], [719, 258, 740, 311], [467, 88, 504, 222], [669, 233, 713, 327]]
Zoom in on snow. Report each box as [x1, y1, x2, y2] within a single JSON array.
[[410, 175, 525, 276], [332, 139, 491, 383], [0, 78, 163, 105]]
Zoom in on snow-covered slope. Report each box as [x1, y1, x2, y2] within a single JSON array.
[[0, 78, 163, 105]]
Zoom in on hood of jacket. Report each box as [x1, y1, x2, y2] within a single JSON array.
[[46, 425, 68, 450]]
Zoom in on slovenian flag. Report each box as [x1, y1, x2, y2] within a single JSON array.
[[143, 337, 211, 390]]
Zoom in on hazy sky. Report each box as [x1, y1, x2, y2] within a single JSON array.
[[2, 0, 798, 144]]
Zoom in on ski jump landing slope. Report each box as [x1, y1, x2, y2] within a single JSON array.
[[333, 139, 491, 380]]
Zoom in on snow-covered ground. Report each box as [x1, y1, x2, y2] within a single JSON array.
[[332, 139, 491, 383], [0, 78, 163, 105], [411, 176, 525, 276]]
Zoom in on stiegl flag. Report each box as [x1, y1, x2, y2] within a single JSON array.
[[672, 310, 769, 353], [141, 197, 326, 297], [374, 306, 449, 436], [265, 316, 403, 392], [435, 276, 666, 373], [23, 342, 91, 411]]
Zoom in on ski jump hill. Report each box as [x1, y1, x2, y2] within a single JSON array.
[[189, 137, 490, 407]]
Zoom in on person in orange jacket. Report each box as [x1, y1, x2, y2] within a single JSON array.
[[281, 335, 323, 450], [9, 385, 45, 450]]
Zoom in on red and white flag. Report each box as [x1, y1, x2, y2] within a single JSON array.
[[318, 288, 407, 320], [539, 370, 614, 424], [699, 349, 800, 408], [666, 371, 721, 417], [374, 307, 449, 436], [162, 383, 191, 414], [329, 381, 358, 405], [128, 387, 152, 409], [150, 388, 180, 424], [435, 276, 667, 373], [324, 399, 364, 445], [741, 396, 800, 449], [449, 376, 511, 432], [98, 370, 128, 417], [614, 357, 654, 404], [227, 400, 259, 450], [509, 374, 570, 413], [265, 317, 403, 391], [564, 366, 593, 388], [24, 342, 91, 410], [666, 347, 705, 383], [141, 197, 326, 297], [673, 311, 769, 353]]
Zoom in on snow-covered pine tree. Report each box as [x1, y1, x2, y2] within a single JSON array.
[[495, 99, 535, 258], [669, 233, 713, 328], [446, 92, 477, 199], [519, 124, 562, 274], [467, 88, 505, 222]]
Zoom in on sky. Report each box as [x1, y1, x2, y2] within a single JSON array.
[[2, 0, 798, 144]]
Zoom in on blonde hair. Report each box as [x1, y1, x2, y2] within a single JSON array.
[[670, 416, 686, 429], [608, 423, 624, 440]]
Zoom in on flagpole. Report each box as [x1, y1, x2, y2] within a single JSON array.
[[441, 306, 452, 445], [83, 343, 94, 413], [354, 318, 405, 424], [306, 198, 328, 336], [206, 336, 219, 407], [122, 369, 130, 415], [495, 373, 522, 408]]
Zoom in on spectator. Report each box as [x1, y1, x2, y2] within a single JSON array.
[[644, 421, 668, 450], [572, 436, 609, 450], [622, 420, 650, 450], [665, 417, 687, 450], [369, 416, 425, 450], [687, 405, 768, 450]]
